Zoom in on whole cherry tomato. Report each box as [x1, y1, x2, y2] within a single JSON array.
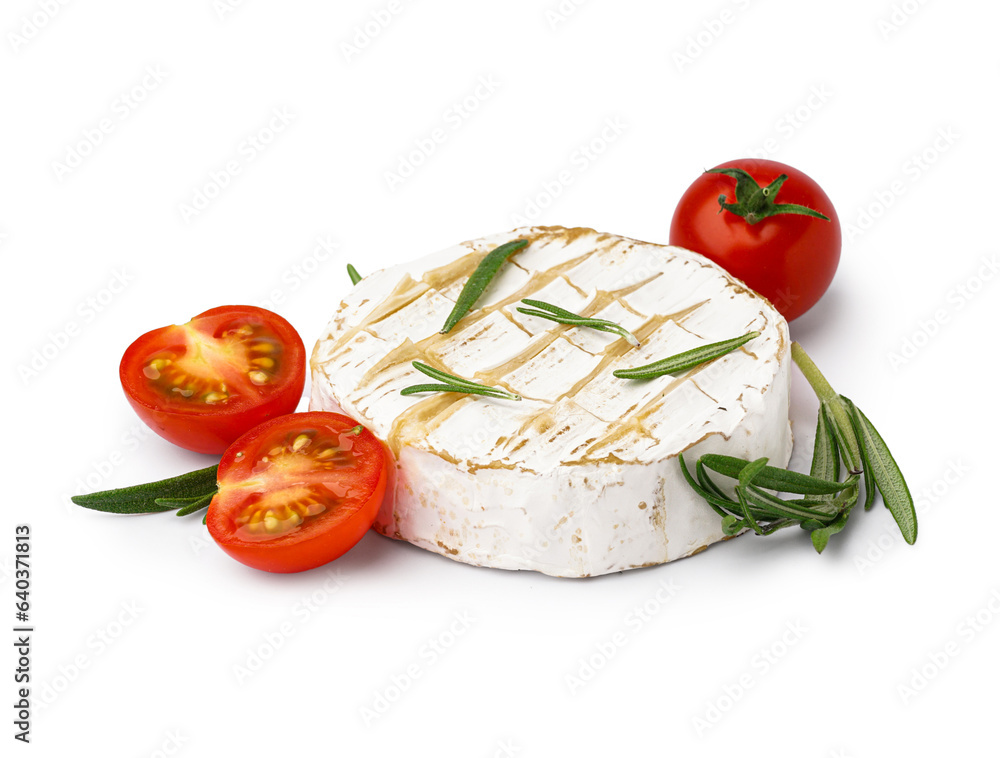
[[669, 159, 841, 321]]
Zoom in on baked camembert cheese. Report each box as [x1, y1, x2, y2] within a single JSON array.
[[310, 226, 792, 577]]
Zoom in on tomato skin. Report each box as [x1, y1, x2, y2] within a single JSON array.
[[206, 412, 390, 573], [669, 159, 841, 321], [119, 306, 305, 454]]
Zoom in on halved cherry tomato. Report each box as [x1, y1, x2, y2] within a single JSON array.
[[206, 412, 390, 573], [120, 306, 305, 454]]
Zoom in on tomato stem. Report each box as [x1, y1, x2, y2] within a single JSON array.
[[708, 168, 831, 225]]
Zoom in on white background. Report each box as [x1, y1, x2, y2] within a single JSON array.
[[2, 0, 997, 755]]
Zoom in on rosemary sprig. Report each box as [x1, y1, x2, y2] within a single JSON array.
[[347, 263, 362, 285], [71, 465, 219, 516], [792, 342, 916, 544], [679, 454, 853, 540], [440, 238, 529, 334], [680, 340, 917, 552], [613, 331, 759, 380], [516, 299, 640, 347], [400, 361, 521, 401]]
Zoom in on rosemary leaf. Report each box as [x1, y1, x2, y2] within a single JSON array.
[[347, 263, 362, 285], [440, 238, 529, 334], [399, 383, 518, 400], [699, 454, 855, 495], [808, 485, 859, 553], [735, 457, 769, 534], [696, 458, 736, 505], [72, 465, 219, 515], [820, 398, 863, 474], [809, 511, 847, 553], [744, 486, 840, 522], [721, 515, 747, 536], [401, 362, 521, 401], [839, 396, 876, 511], [153, 494, 203, 509], [759, 520, 798, 535], [792, 343, 863, 472], [173, 493, 215, 517], [679, 454, 737, 518], [843, 396, 917, 545], [810, 407, 840, 483], [517, 299, 640, 347], [412, 361, 487, 390], [613, 331, 759, 380]]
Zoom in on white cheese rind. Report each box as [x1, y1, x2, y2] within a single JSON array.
[[310, 226, 792, 577]]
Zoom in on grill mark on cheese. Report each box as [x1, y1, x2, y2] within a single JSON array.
[[365, 275, 429, 327], [689, 380, 718, 404], [559, 273, 589, 298], [315, 226, 784, 472]]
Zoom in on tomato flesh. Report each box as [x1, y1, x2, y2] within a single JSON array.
[[206, 412, 390, 573], [669, 159, 841, 322], [120, 306, 305, 454]]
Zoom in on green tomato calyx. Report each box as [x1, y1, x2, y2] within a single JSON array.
[[708, 167, 831, 225]]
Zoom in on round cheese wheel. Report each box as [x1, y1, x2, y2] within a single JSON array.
[[310, 226, 792, 577]]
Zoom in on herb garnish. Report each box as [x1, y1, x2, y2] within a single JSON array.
[[681, 341, 916, 552], [613, 331, 759, 380], [347, 263, 362, 285], [440, 238, 529, 334], [516, 299, 640, 347], [400, 361, 521, 401], [71, 465, 219, 516]]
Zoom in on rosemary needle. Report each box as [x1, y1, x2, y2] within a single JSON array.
[[440, 238, 529, 334], [613, 331, 759, 379], [400, 361, 520, 401], [347, 263, 362, 285], [516, 299, 640, 347]]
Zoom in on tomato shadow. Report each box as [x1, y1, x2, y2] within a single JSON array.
[[788, 281, 846, 344], [331, 529, 417, 575]]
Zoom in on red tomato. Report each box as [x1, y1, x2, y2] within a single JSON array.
[[120, 306, 305, 454], [669, 159, 841, 321], [206, 412, 390, 573]]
